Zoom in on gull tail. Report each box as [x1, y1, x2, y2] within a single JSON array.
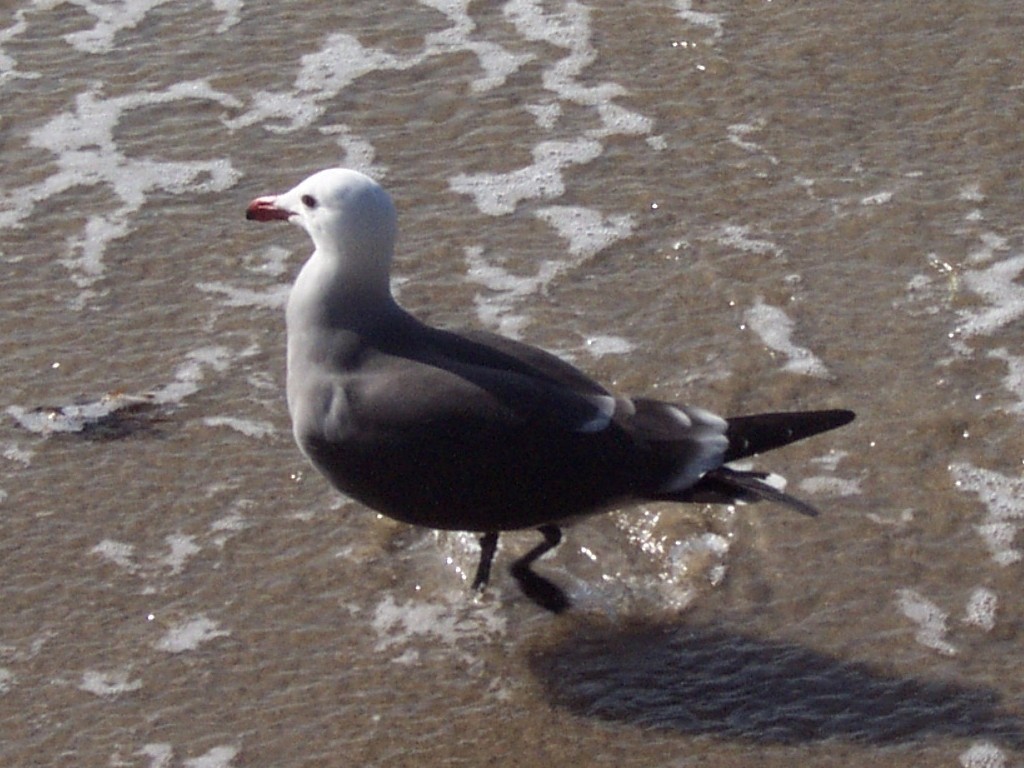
[[654, 408, 855, 516]]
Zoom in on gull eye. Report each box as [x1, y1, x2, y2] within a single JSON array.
[[301, 194, 318, 209]]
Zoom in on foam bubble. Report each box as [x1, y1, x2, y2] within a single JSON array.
[[154, 615, 230, 653], [958, 183, 986, 203], [534, 205, 635, 259], [139, 744, 173, 768], [420, 0, 534, 93], [716, 224, 785, 257], [450, 138, 603, 216], [79, 669, 143, 697], [0, 668, 14, 695], [797, 476, 863, 497], [956, 253, 1024, 341], [966, 232, 1009, 264], [159, 534, 201, 575], [91, 539, 139, 573], [988, 348, 1024, 413], [672, 0, 726, 38], [203, 416, 278, 439], [371, 593, 506, 664], [583, 335, 636, 358], [860, 190, 894, 206], [7, 394, 162, 437], [959, 742, 1007, 768], [3, 444, 34, 466], [183, 745, 239, 768], [895, 588, 957, 656], [464, 245, 564, 337], [743, 298, 832, 378], [963, 587, 997, 631], [727, 119, 778, 164], [0, 10, 35, 84], [950, 462, 1024, 565]]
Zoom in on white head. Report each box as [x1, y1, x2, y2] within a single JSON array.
[[247, 168, 397, 297]]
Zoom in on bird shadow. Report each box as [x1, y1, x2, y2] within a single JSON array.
[[527, 617, 1024, 749]]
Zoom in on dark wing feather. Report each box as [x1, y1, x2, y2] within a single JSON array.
[[724, 409, 854, 462]]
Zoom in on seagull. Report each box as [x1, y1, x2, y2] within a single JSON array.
[[246, 168, 854, 612]]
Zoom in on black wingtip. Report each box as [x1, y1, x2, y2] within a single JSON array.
[[724, 409, 855, 462]]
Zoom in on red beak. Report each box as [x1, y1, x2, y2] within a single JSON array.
[[245, 196, 292, 222]]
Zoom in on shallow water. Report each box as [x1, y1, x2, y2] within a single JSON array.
[[2, 1, 1024, 766]]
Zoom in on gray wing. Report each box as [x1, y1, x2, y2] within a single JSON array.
[[343, 345, 618, 438]]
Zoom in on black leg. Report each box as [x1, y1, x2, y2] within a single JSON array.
[[471, 531, 499, 592], [510, 525, 569, 613]]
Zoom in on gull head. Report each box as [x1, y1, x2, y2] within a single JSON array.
[[246, 168, 397, 285]]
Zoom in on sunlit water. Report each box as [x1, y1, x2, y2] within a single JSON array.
[[2, 1, 1023, 766]]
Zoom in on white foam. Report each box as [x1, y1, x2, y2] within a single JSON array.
[[743, 298, 831, 378], [139, 745, 173, 768], [154, 615, 229, 653], [318, 124, 385, 176], [8, 345, 242, 438], [959, 742, 1007, 768], [895, 588, 957, 656], [7, 393, 156, 436], [526, 102, 561, 129], [446, 0, 654, 215], [210, 503, 251, 548], [450, 137, 603, 216], [534, 205, 635, 259], [420, 0, 534, 93], [183, 746, 240, 768], [0, 667, 14, 695], [4, 82, 240, 294], [860, 190, 894, 206], [371, 593, 505, 663], [966, 232, 1009, 264], [672, 0, 726, 38], [91, 539, 138, 573], [963, 587, 997, 631], [60, 0, 239, 53], [296, 33, 403, 96], [988, 348, 1024, 413], [3, 444, 34, 466], [150, 346, 234, 405], [809, 449, 849, 472], [0, 10, 35, 84], [453, 150, 636, 331], [950, 462, 1024, 565], [716, 224, 785, 257], [203, 416, 278, 439], [797, 476, 863, 497], [958, 183, 986, 203], [228, 6, 530, 143], [78, 669, 142, 697], [583, 334, 636, 358], [210, 0, 243, 33], [464, 245, 564, 337], [139, 744, 173, 768], [159, 534, 200, 575], [956, 253, 1024, 341], [726, 119, 778, 165]]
